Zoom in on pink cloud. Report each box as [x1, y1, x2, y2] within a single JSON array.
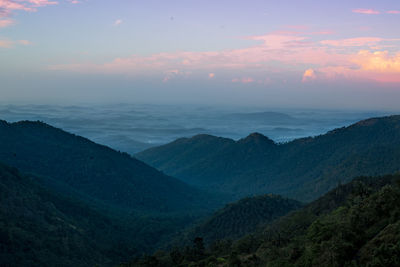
[[51, 33, 344, 75], [0, 38, 30, 48], [387, 10, 400, 14], [307, 50, 400, 83], [352, 8, 380, 15], [0, 18, 13, 27], [24, 0, 57, 7], [232, 77, 254, 84], [0, 0, 57, 27], [241, 77, 254, 83], [0, 39, 12, 48], [49, 30, 400, 84], [310, 30, 335, 35], [320, 37, 385, 47], [0, 0, 33, 12]]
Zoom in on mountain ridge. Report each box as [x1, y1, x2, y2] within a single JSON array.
[[0, 119, 220, 214], [137, 115, 400, 201]]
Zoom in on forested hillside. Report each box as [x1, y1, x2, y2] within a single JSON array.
[[0, 120, 228, 265], [0, 163, 140, 266], [0, 120, 219, 214], [137, 115, 400, 201], [182, 194, 302, 244], [127, 173, 400, 266]]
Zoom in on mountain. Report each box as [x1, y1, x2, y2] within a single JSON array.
[[0, 120, 218, 214], [182, 194, 302, 244], [127, 173, 400, 267], [0, 162, 146, 266], [137, 115, 400, 201]]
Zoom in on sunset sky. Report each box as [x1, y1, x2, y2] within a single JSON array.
[[1, 0, 400, 109]]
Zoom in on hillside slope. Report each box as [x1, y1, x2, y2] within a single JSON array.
[[128, 174, 400, 266], [0, 163, 141, 266], [184, 194, 302, 244], [0, 120, 217, 214], [137, 115, 400, 201]]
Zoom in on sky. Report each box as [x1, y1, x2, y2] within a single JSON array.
[[1, 0, 400, 110]]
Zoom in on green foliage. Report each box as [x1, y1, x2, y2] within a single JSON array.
[[128, 174, 400, 267], [137, 115, 400, 202], [185, 194, 303, 244], [0, 120, 220, 214], [0, 161, 209, 266], [0, 120, 230, 264]]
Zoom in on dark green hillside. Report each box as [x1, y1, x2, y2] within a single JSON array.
[[0, 163, 143, 266], [138, 132, 278, 188], [137, 115, 400, 201], [137, 134, 235, 185], [127, 174, 400, 267], [185, 195, 302, 244], [0, 120, 216, 214]]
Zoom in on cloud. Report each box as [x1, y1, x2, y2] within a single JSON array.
[[18, 39, 30, 45], [114, 19, 122, 26], [387, 10, 400, 14], [27, 0, 57, 7], [163, 69, 179, 82], [352, 8, 380, 15], [0, 38, 30, 48], [0, 0, 57, 11], [51, 33, 339, 75], [49, 29, 400, 84], [320, 37, 385, 47], [232, 77, 254, 84], [162, 69, 191, 82], [0, 39, 12, 48], [0, 0, 57, 27], [307, 50, 400, 83], [354, 50, 400, 73], [0, 18, 13, 27], [302, 69, 316, 82]]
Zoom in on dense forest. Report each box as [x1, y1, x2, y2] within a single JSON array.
[[0, 120, 222, 214], [137, 115, 400, 201], [0, 162, 209, 266], [0, 120, 225, 266], [181, 195, 303, 245], [126, 173, 400, 266], [0, 116, 399, 266]]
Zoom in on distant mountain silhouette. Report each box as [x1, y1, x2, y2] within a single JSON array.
[[137, 115, 400, 201], [0, 120, 218, 214]]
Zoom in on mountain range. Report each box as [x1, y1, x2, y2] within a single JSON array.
[[137, 115, 400, 202], [1, 115, 400, 266]]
